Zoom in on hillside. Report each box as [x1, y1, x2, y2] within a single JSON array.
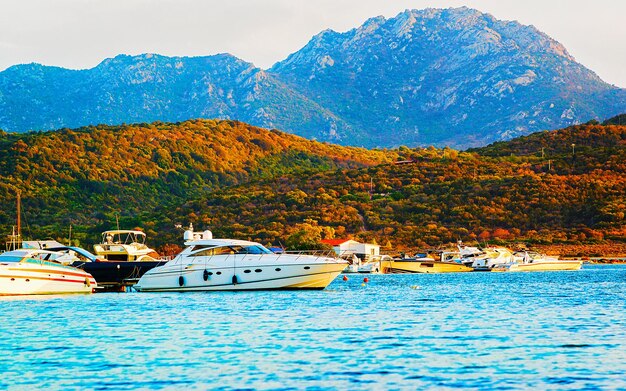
[[173, 124, 625, 251], [1, 7, 625, 148], [0, 119, 393, 246], [1, 120, 624, 252]]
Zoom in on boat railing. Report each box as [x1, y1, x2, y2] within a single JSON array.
[[281, 249, 339, 260]]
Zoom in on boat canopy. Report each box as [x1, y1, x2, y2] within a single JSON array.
[[101, 230, 147, 245], [47, 246, 99, 262], [0, 249, 67, 264]]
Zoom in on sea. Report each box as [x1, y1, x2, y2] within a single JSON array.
[[1, 264, 625, 390]]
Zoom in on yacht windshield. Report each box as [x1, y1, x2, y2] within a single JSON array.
[[190, 244, 273, 256], [0, 250, 29, 262], [243, 245, 273, 254]]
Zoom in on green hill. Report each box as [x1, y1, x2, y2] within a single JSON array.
[[1, 120, 624, 251], [0, 119, 392, 247]]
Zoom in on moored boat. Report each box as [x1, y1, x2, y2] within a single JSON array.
[[507, 251, 583, 272], [469, 247, 515, 271], [93, 230, 160, 262], [381, 253, 473, 274], [86, 230, 166, 290], [135, 226, 347, 292], [0, 249, 96, 295]]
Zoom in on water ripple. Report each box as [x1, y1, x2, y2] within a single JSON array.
[[1, 265, 626, 389]]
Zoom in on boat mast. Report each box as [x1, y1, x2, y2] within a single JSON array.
[[6, 190, 22, 251], [16, 189, 21, 242]]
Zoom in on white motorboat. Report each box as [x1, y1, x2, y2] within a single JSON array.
[[506, 251, 583, 272], [342, 254, 386, 274], [135, 226, 347, 291], [93, 230, 160, 262], [0, 249, 97, 295], [470, 247, 515, 271]]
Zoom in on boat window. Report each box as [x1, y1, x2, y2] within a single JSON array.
[[0, 255, 23, 263], [190, 245, 219, 256], [1, 250, 29, 258], [190, 245, 215, 252], [229, 246, 247, 254], [193, 249, 215, 257], [243, 245, 273, 255], [214, 247, 235, 256]]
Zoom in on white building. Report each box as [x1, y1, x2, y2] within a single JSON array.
[[321, 239, 380, 259]]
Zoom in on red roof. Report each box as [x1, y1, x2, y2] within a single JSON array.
[[321, 239, 352, 246]]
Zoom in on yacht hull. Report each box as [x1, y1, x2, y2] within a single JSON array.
[[383, 260, 473, 274], [72, 260, 166, 290], [135, 262, 346, 292], [0, 264, 96, 295], [508, 260, 582, 272]]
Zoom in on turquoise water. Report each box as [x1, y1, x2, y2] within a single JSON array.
[[2, 264, 626, 390]]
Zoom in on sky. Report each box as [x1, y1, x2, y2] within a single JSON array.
[[0, 0, 624, 87]]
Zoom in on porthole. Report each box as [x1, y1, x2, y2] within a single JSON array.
[[10, 278, 15, 281], [25, 279, 30, 282], [216, 271, 222, 275], [255, 269, 262, 273], [275, 268, 281, 272], [304, 266, 311, 270], [244, 270, 251, 273], [208, 272, 213, 276]]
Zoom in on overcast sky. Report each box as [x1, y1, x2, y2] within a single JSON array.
[[1, 0, 624, 87]]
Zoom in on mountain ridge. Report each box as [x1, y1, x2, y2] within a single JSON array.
[[1, 7, 625, 148], [270, 7, 626, 147]]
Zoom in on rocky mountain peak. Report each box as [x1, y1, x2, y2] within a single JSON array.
[[0, 7, 624, 148]]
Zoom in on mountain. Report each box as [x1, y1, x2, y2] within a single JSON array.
[[0, 54, 355, 144], [1, 119, 624, 250], [271, 7, 626, 147], [1, 7, 625, 148]]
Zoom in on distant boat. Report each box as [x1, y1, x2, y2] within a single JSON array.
[[382, 253, 473, 273], [135, 226, 347, 292], [0, 248, 96, 295], [93, 230, 160, 262], [468, 247, 515, 271], [505, 251, 583, 272], [341, 254, 385, 274], [67, 230, 166, 291]]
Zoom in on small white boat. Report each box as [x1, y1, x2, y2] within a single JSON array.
[[135, 227, 347, 292], [93, 230, 160, 262], [469, 247, 515, 271], [507, 251, 583, 272], [0, 249, 97, 295], [342, 254, 386, 274]]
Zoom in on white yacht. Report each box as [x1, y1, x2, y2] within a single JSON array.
[[135, 226, 347, 291], [0, 249, 97, 295], [93, 230, 160, 262], [506, 251, 583, 272]]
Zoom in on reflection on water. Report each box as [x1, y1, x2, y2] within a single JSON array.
[[1, 265, 626, 389]]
